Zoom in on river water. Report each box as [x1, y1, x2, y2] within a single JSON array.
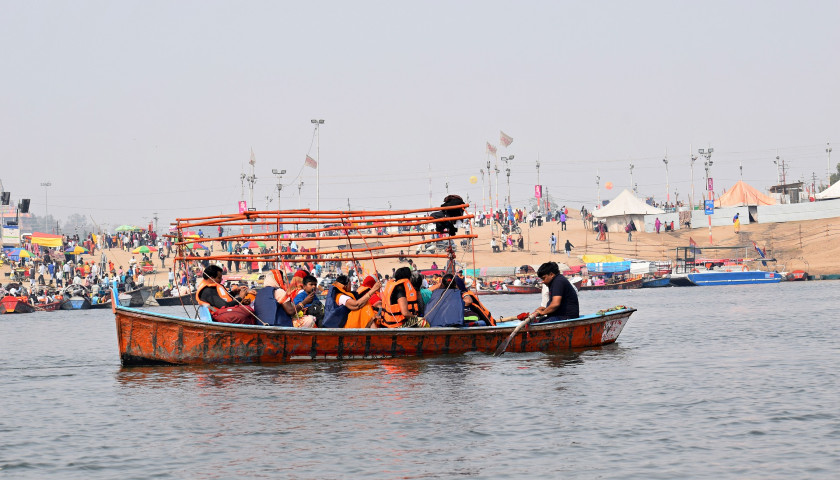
[[1, 281, 838, 479]]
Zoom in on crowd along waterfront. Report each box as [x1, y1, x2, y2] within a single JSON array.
[[1, 282, 838, 479]]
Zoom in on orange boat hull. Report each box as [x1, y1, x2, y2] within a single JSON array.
[[114, 307, 635, 365]]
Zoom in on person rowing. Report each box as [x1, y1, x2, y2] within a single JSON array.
[[530, 262, 579, 322]]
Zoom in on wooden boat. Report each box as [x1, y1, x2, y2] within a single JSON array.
[[641, 276, 672, 288], [820, 274, 840, 280], [2, 296, 35, 314], [154, 292, 198, 306], [113, 200, 635, 365], [504, 284, 541, 294], [579, 277, 643, 291], [785, 270, 809, 281], [61, 295, 91, 310], [124, 286, 152, 307], [114, 301, 636, 365], [33, 301, 62, 312]]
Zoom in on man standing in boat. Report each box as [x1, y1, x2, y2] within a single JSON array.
[[530, 262, 579, 322]]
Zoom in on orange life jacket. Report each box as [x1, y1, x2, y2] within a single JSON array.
[[462, 291, 495, 325], [343, 286, 378, 329], [380, 279, 419, 328], [195, 279, 234, 312]]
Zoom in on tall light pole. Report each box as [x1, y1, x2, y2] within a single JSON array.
[[501, 155, 514, 207], [271, 169, 286, 211], [536, 158, 541, 216], [828, 142, 833, 187], [690, 147, 698, 209], [494, 162, 500, 210], [486, 160, 492, 214], [310, 119, 324, 210], [629, 163, 635, 194], [297, 180, 304, 209], [480, 168, 486, 211], [40, 181, 51, 233], [596, 172, 601, 206], [699, 146, 714, 243], [662, 154, 670, 207]]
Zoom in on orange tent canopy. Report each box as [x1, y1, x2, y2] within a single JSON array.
[[715, 180, 776, 207]]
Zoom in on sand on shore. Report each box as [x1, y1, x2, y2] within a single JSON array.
[[5, 211, 838, 287]]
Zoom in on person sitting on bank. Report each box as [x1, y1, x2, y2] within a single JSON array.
[[196, 265, 258, 323], [530, 261, 579, 322], [322, 274, 381, 328]]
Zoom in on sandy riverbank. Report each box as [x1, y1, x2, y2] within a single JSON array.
[[5, 211, 838, 287]]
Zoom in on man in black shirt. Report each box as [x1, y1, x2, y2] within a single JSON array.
[[531, 262, 579, 321]]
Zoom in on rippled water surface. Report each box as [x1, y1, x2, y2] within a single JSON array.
[[2, 281, 839, 479]]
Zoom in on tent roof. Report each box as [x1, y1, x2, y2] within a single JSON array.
[[715, 180, 776, 207], [592, 189, 664, 218], [815, 180, 840, 200]]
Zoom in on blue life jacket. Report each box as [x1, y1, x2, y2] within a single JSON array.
[[425, 289, 465, 327], [253, 287, 293, 327], [322, 284, 352, 328]]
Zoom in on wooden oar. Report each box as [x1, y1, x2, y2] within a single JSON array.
[[494, 314, 543, 356]]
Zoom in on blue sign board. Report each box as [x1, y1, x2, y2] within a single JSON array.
[[704, 200, 714, 215]]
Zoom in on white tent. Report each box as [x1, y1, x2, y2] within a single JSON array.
[[815, 181, 840, 200], [592, 189, 664, 234]]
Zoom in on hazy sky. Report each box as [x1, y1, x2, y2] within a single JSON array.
[[2, 0, 838, 230]]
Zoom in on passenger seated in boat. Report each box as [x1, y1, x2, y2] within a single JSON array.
[[380, 267, 425, 328], [425, 274, 465, 327], [530, 262, 579, 322], [293, 274, 322, 311], [341, 275, 381, 328], [322, 274, 381, 328], [256, 269, 314, 328], [196, 265, 256, 322], [459, 277, 496, 326]]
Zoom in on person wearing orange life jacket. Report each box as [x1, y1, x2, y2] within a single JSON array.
[[343, 275, 382, 329], [196, 265, 247, 311], [380, 267, 424, 328], [322, 274, 380, 328], [456, 276, 496, 326]]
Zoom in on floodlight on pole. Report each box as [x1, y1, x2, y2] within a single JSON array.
[[662, 154, 670, 206], [271, 169, 286, 211]]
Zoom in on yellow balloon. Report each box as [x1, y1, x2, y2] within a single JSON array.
[[469, 175, 478, 184]]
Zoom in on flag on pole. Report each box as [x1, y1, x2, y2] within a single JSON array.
[[753, 241, 767, 266], [249, 147, 256, 166], [500, 131, 513, 147], [486, 142, 497, 157], [305, 155, 317, 169], [689, 237, 697, 247]]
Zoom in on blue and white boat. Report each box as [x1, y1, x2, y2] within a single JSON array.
[[685, 270, 782, 286]]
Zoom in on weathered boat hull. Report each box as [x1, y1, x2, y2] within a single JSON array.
[[114, 304, 635, 365], [2, 297, 35, 314], [504, 285, 542, 294], [34, 301, 62, 312], [61, 296, 92, 310], [687, 271, 782, 286], [641, 277, 672, 288], [125, 287, 152, 307], [154, 293, 198, 306], [579, 278, 643, 291]]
